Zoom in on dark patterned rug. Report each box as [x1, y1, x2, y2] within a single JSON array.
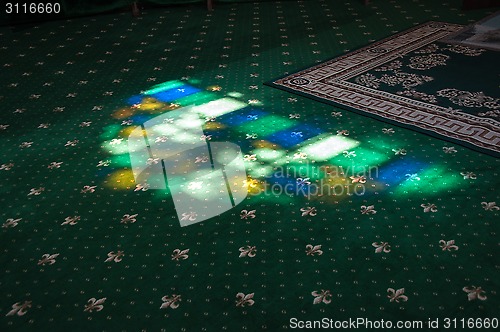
[[267, 22, 500, 157]]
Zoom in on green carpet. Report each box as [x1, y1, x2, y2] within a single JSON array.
[[1, 1, 499, 331]]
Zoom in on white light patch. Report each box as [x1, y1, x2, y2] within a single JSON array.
[[227, 92, 244, 98], [176, 116, 204, 129], [191, 98, 247, 117], [247, 165, 274, 178], [149, 123, 179, 136], [303, 135, 359, 161], [253, 148, 285, 161]]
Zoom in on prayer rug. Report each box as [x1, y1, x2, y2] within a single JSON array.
[[267, 21, 500, 157]]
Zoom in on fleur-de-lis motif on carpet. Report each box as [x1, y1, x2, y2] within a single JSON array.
[[293, 152, 307, 159], [81, 185, 96, 193], [243, 154, 257, 162], [84, 297, 106, 312], [405, 173, 420, 181], [97, 160, 111, 167], [463, 286, 487, 301], [3, 218, 21, 228], [300, 206, 317, 217], [239, 245, 257, 258], [481, 202, 499, 211], [172, 249, 189, 261], [187, 181, 203, 190], [387, 288, 408, 303], [61, 216, 80, 226], [460, 171, 476, 180], [134, 183, 150, 191], [200, 134, 212, 141], [1, 163, 14, 171], [195, 156, 209, 163], [28, 187, 44, 196], [372, 242, 391, 253], [240, 210, 256, 219], [361, 205, 376, 215], [47, 161, 63, 169], [146, 158, 160, 166], [181, 212, 197, 221], [296, 177, 311, 187], [382, 128, 394, 134], [235, 292, 255, 307], [421, 203, 437, 213], [336, 129, 349, 136], [439, 240, 458, 251], [312, 290, 332, 304], [120, 214, 138, 224], [38, 253, 59, 266], [161, 295, 181, 309], [243, 178, 259, 188], [105, 251, 124, 263], [65, 140, 79, 147], [6, 300, 32, 316], [343, 150, 356, 158], [305, 244, 323, 256], [350, 175, 366, 184], [155, 135, 168, 143], [392, 148, 407, 155], [443, 146, 457, 154], [20, 141, 33, 148]]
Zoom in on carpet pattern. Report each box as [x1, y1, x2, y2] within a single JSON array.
[[267, 22, 500, 157], [1, 1, 499, 331]]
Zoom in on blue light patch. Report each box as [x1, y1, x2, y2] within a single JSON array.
[[377, 159, 428, 186], [130, 114, 154, 124], [151, 85, 201, 102], [217, 107, 268, 126], [266, 124, 323, 148], [127, 95, 143, 105]]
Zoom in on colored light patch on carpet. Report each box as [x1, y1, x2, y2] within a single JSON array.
[[142, 80, 185, 95], [191, 98, 248, 117], [329, 147, 390, 175], [265, 124, 323, 148], [175, 91, 218, 106], [394, 164, 462, 195], [237, 115, 296, 136], [150, 85, 201, 102], [301, 135, 360, 161], [377, 159, 428, 187], [217, 107, 268, 126]]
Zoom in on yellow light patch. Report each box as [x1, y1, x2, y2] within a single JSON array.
[[204, 122, 226, 130], [118, 126, 138, 138], [105, 169, 136, 190], [252, 140, 280, 149], [207, 85, 222, 91], [112, 107, 137, 119]]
